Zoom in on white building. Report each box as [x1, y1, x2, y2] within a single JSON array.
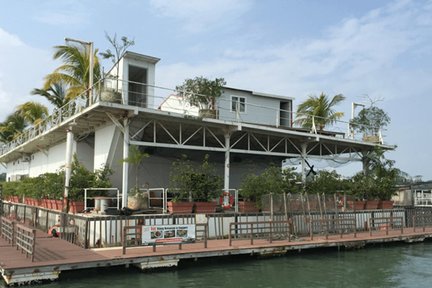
[[0, 51, 393, 207]]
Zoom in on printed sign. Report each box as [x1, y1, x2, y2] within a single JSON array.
[[142, 224, 196, 245]]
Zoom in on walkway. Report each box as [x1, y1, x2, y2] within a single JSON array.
[[1, 226, 432, 286]]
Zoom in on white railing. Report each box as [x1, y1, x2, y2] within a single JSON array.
[[0, 78, 387, 158]]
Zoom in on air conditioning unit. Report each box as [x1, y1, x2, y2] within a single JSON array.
[[22, 157, 31, 162]]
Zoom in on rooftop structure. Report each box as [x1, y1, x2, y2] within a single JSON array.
[[0, 51, 394, 207]]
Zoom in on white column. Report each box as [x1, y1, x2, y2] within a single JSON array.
[[301, 143, 307, 186], [122, 118, 129, 208], [224, 132, 231, 191], [63, 126, 74, 213]]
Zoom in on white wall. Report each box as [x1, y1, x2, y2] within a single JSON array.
[[218, 88, 291, 127]]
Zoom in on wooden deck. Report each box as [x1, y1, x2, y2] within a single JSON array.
[[1, 226, 432, 285]]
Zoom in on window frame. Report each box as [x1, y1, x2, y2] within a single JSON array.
[[231, 95, 246, 113]]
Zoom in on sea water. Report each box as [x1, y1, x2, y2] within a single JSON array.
[[3, 242, 432, 288]]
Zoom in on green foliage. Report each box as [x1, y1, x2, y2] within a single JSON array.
[[176, 76, 226, 110], [295, 92, 345, 131], [306, 170, 348, 194], [240, 165, 300, 206], [70, 155, 113, 200], [0, 112, 26, 142], [169, 154, 222, 202], [31, 82, 70, 109], [349, 150, 398, 200], [44, 44, 102, 100], [2, 156, 112, 201], [350, 105, 390, 136], [100, 33, 135, 92], [122, 145, 148, 196]]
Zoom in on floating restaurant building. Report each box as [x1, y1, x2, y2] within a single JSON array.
[[0, 51, 394, 207]]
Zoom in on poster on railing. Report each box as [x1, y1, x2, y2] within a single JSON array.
[[142, 224, 196, 245]]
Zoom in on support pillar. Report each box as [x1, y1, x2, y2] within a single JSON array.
[[63, 126, 74, 213], [224, 132, 231, 192], [122, 118, 130, 208], [301, 143, 307, 188]]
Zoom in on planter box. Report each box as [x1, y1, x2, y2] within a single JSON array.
[[237, 201, 260, 213], [347, 200, 366, 210], [378, 200, 394, 210], [167, 201, 194, 214], [69, 201, 85, 213], [365, 200, 380, 210], [193, 202, 217, 214]]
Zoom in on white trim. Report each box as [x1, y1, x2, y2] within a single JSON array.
[[230, 95, 246, 113]]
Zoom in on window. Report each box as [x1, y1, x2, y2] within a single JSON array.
[[231, 96, 246, 113]]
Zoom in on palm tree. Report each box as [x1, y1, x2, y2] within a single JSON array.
[[0, 112, 26, 142], [295, 92, 346, 131], [43, 45, 101, 101], [17, 101, 49, 125], [31, 81, 69, 108]]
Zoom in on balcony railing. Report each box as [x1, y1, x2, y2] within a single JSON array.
[[0, 78, 386, 158]]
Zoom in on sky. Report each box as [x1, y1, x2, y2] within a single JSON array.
[[0, 0, 431, 179]]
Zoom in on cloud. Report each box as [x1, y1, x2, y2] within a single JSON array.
[[149, 0, 252, 33], [33, 11, 89, 26], [156, 0, 432, 104], [0, 28, 53, 118], [154, 0, 432, 178]]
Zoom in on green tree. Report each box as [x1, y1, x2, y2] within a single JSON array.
[[0, 112, 26, 142], [17, 101, 49, 125], [31, 81, 70, 108], [295, 92, 345, 131], [240, 165, 299, 206], [176, 76, 226, 110], [100, 33, 135, 92], [350, 104, 390, 138], [306, 170, 347, 194], [169, 154, 222, 202], [44, 44, 101, 100]]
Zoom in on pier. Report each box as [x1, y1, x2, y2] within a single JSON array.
[[2, 203, 432, 285]]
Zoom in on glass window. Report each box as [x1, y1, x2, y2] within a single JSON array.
[[231, 96, 246, 112]]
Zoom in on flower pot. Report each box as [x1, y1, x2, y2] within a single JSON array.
[[237, 201, 260, 213], [347, 200, 365, 210], [100, 89, 121, 103], [167, 201, 194, 214], [378, 200, 394, 210], [198, 109, 217, 119], [55, 200, 64, 211], [365, 200, 380, 210], [193, 202, 217, 214], [128, 195, 149, 210], [69, 201, 85, 213]]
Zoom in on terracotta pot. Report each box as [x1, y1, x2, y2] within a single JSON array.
[[378, 200, 394, 209], [69, 201, 85, 213], [365, 200, 380, 210], [167, 201, 194, 214], [193, 202, 217, 213], [237, 201, 260, 213], [347, 200, 366, 210]]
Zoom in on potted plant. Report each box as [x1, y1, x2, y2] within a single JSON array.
[[239, 165, 296, 213], [176, 76, 226, 119], [122, 145, 149, 210], [350, 103, 390, 144], [100, 33, 134, 104], [168, 154, 222, 214]]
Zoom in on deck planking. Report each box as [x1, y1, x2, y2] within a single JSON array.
[[1, 226, 432, 285]]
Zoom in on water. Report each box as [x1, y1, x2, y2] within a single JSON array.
[[3, 242, 432, 288]]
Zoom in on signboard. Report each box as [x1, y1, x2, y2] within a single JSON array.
[[142, 224, 196, 245]]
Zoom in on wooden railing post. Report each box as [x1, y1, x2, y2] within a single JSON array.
[[229, 223, 232, 246]]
